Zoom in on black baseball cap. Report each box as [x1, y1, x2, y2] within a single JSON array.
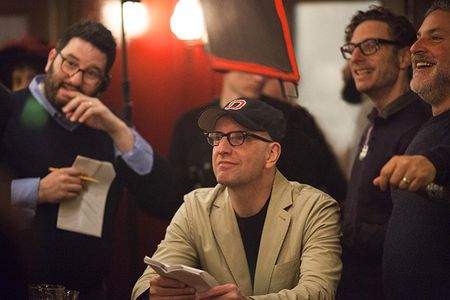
[[198, 98, 286, 142]]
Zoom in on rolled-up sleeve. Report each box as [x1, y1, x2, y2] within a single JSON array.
[[114, 128, 154, 175]]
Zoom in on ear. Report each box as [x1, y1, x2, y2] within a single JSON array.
[[265, 142, 281, 169], [45, 49, 58, 72], [397, 47, 412, 70]]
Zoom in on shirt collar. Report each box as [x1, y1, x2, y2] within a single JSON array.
[[368, 90, 417, 121], [29, 74, 80, 131]]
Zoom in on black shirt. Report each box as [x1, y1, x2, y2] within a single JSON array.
[[236, 198, 270, 285]]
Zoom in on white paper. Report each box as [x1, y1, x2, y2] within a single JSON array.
[[57, 155, 116, 237]]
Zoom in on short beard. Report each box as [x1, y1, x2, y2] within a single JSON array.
[[43, 60, 94, 110], [412, 71, 450, 107], [44, 67, 63, 110]]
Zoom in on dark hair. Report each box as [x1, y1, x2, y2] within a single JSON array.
[[425, 0, 450, 17], [56, 20, 116, 74], [344, 5, 416, 47], [344, 6, 417, 79], [13, 53, 46, 73]]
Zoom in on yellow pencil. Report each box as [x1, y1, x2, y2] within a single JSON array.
[[48, 167, 99, 183]]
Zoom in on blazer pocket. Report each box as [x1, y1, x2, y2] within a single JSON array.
[[269, 258, 301, 293]]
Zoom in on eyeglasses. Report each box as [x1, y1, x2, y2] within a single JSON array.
[[204, 131, 273, 147], [58, 52, 104, 86], [340, 38, 402, 60]]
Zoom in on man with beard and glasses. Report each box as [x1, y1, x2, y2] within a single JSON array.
[[0, 20, 176, 298], [376, 1, 450, 298], [337, 6, 432, 300]]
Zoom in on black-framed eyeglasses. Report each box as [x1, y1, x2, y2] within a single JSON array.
[[340, 38, 402, 60], [57, 52, 104, 86], [204, 131, 273, 147]]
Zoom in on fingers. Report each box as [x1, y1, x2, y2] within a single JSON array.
[[38, 168, 85, 204], [406, 177, 422, 192], [374, 155, 436, 192], [372, 176, 381, 188], [376, 156, 410, 191], [149, 276, 195, 300], [376, 156, 398, 191], [387, 163, 406, 189], [62, 95, 99, 123], [61, 93, 121, 134], [196, 284, 242, 300]]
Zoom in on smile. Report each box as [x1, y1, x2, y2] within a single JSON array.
[[414, 61, 435, 69], [354, 67, 374, 75]]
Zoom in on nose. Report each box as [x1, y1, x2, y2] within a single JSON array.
[[252, 74, 265, 82], [68, 70, 83, 86], [215, 136, 232, 155], [410, 37, 424, 55], [349, 47, 364, 63]]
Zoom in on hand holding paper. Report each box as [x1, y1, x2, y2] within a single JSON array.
[[57, 155, 116, 237], [144, 256, 218, 292]]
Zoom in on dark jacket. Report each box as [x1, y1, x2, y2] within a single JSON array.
[[1, 88, 176, 293]]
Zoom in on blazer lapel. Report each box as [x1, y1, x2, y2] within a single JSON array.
[[210, 189, 253, 295], [253, 171, 292, 295]]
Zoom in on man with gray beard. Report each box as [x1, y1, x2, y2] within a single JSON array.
[[376, 1, 450, 298]]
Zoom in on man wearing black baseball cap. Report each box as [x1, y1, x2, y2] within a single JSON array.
[[133, 98, 342, 300], [198, 98, 286, 143]]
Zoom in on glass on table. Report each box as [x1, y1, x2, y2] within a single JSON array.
[[28, 284, 65, 300], [28, 284, 80, 300]]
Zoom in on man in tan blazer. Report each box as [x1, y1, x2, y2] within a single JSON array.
[[132, 98, 342, 300]]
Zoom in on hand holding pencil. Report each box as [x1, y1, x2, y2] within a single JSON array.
[[37, 167, 97, 204], [49, 167, 98, 183]]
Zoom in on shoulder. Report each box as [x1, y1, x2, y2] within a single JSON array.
[[183, 185, 226, 211], [274, 172, 338, 211], [291, 182, 338, 209], [403, 93, 432, 119]]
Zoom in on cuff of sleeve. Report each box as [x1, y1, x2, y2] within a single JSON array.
[[115, 128, 154, 175], [11, 178, 39, 209]]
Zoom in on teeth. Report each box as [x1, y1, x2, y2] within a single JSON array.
[[416, 62, 433, 68], [355, 68, 373, 75]]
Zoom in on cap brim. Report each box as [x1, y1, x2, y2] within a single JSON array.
[[198, 108, 228, 132]]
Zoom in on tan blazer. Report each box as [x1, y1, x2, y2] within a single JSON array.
[[132, 171, 342, 300]]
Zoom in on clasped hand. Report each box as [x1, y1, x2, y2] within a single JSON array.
[[61, 90, 123, 134], [373, 155, 436, 192], [61, 90, 134, 152]]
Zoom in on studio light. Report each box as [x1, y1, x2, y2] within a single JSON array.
[[170, 0, 206, 41], [101, 0, 149, 40]]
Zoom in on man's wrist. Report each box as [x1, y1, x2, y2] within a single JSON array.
[[110, 122, 134, 153]]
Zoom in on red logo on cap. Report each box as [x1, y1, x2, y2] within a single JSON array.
[[224, 99, 246, 110]]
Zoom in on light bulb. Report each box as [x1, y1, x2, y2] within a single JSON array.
[[170, 0, 206, 41]]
